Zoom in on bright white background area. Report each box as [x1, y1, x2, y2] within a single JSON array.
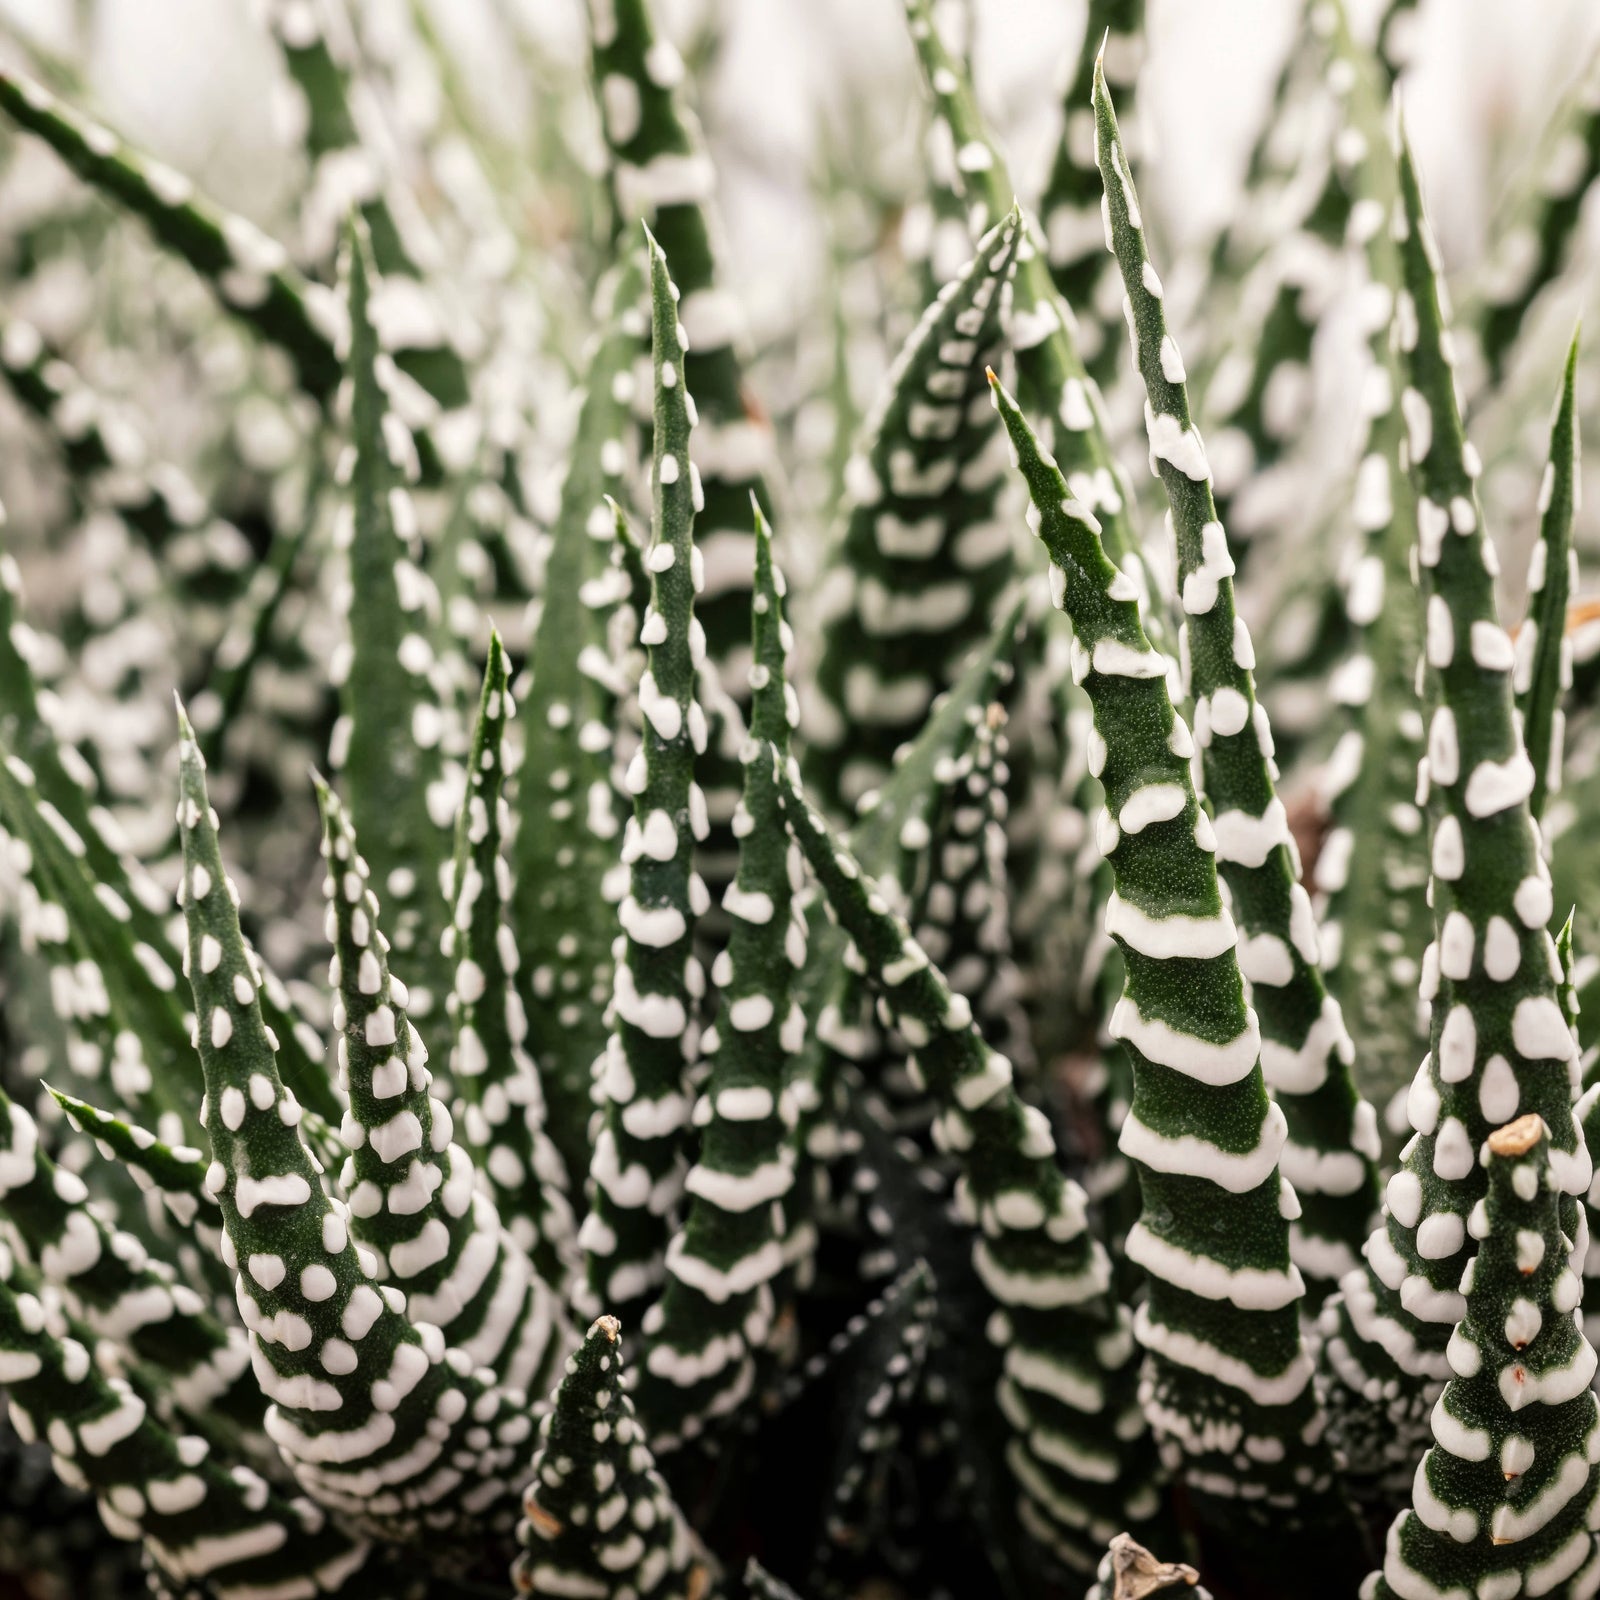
[[2, 0, 1598, 340]]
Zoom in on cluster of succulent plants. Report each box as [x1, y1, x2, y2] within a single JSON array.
[[2, 0, 1600, 1596]]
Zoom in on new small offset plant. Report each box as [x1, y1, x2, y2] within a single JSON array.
[[1, 1, 1599, 1597]]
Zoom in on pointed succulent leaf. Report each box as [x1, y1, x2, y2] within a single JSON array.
[[1472, 42, 1600, 387], [579, 227, 709, 1324], [808, 1259, 937, 1589], [513, 1314, 703, 1600], [774, 754, 1162, 1572], [900, 0, 1143, 575], [1308, 5, 1428, 1125], [807, 207, 1022, 817], [1367, 1115, 1600, 1600], [1318, 125, 1592, 1503], [48, 1084, 211, 1215], [260, 0, 471, 415], [175, 708, 537, 1544], [514, 253, 647, 1188], [911, 695, 1031, 1066], [0, 1239, 374, 1598], [446, 634, 578, 1291], [1040, 0, 1146, 386], [0, 68, 341, 402], [1093, 58, 1379, 1297], [633, 505, 803, 1451], [988, 369, 1358, 1562], [586, 0, 778, 777], [1515, 329, 1581, 821], [316, 773, 569, 1397], [334, 220, 455, 1040], [785, 599, 1026, 1273]]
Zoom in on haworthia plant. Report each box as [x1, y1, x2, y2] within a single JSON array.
[[1367, 1115, 1600, 1599], [807, 206, 1022, 815], [0, 529, 342, 1128], [0, 1085, 258, 1434], [900, 0, 1144, 572], [0, 1236, 375, 1597], [987, 370, 1361, 1580], [259, 0, 474, 425], [1093, 57, 1380, 1297], [11, 6, 1600, 1597], [579, 226, 708, 1325], [1318, 122, 1591, 1508], [47, 1084, 232, 1303], [175, 706, 539, 1551], [782, 597, 1026, 1289]]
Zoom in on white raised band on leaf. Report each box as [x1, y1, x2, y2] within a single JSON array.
[[1109, 996, 1260, 1086]]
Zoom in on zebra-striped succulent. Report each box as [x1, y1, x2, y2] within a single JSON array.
[[3, 5, 1600, 1600]]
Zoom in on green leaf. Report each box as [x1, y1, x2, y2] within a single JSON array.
[[445, 633, 578, 1292], [1515, 328, 1581, 821], [806, 206, 1023, 817], [0, 67, 341, 404], [1304, 2, 1428, 1131], [513, 1315, 705, 1599], [988, 367, 1356, 1560], [1366, 1116, 1600, 1600], [0, 734, 196, 1136], [260, 0, 473, 419], [513, 254, 647, 1188], [900, 0, 1144, 578], [333, 220, 456, 1046], [1092, 57, 1378, 1299], [578, 226, 708, 1325], [46, 1084, 234, 1307], [0, 543, 342, 1126], [0, 1085, 259, 1435], [1318, 119, 1592, 1509], [633, 504, 802, 1451], [587, 0, 778, 841], [783, 598, 1027, 1280]]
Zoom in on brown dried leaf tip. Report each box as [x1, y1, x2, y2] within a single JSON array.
[[1487, 1114, 1548, 1160], [524, 1500, 563, 1541], [1107, 1532, 1203, 1599]]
